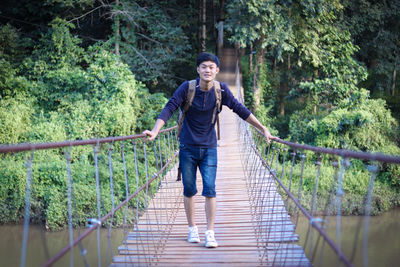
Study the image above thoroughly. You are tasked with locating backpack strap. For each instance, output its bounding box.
[177,80,197,138]
[211,81,222,124]
[184,80,197,112]
[212,81,222,140]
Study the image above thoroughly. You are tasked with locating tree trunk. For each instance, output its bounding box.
[313,68,319,113]
[279,54,292,115]
[279,60,288,115]
[212,0,216,44]
[212,0,216,35]
[216,0,224,56]
[219,0,224,20]
[391,66,397,96]
[114,0,120,55]
[236,42,241,75]
[370,58,378,69]
[198,0,201,53]
[201,0,206,52]
[249,43,253,74]
[253,46,265,110]
[252,69,257,113]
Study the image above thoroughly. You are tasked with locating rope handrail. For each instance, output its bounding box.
[0,126,177,153]
[265,135,400,164]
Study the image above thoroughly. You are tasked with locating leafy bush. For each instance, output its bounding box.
[0,156,26,223]
[278,157,397,215]
[0,18,172,229]
[0,96,34,144]
[314,90,398,151]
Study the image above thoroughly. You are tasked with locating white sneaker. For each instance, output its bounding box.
[187,226,200,243]
[205,230,218,248]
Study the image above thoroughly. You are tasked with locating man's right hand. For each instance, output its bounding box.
[142,119,165,141]
[142,130,158,141]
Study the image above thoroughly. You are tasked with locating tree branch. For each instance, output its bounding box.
[135,32,162,45]
[67,5,107,23]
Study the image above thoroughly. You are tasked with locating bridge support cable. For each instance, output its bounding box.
[106,144,117,265]
[20,151,34,267]
[93,144,103,267]
[65,149,74,267]
[363,165,378,267]
[232,53,399,266]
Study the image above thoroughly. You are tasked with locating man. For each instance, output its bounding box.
[143,52,274,248]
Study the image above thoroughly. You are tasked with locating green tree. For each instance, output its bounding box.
[292,29,368,110]
[342,0,400,96]
[113,0,192,92]
[0,24,32,98]
[226,0,295,111]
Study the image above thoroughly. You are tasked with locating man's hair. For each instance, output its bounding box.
[197,52,220,68]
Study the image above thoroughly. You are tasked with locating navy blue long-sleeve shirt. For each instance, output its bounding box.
[158,78,251,148]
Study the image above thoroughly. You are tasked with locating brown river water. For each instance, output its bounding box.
[0,208,399,266]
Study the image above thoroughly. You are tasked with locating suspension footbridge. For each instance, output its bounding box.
[0,49,399,267]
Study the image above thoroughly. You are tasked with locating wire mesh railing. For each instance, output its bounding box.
[234,55,400,267]
[0,126,180,266]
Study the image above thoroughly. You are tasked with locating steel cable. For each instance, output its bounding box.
[20,151,34,267]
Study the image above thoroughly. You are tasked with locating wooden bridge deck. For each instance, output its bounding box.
[111,49,311,266]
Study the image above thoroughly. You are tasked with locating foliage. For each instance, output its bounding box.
[229,0,400,214]
[0,17,169,228]
[293,29,368,107]
[239,56,254,108]
[0,25,32,98]
[288,89,399,151]
[44,0,96,9]
[0,0,399,229]
[115,0,192,91]
[342,0,400,94]
[275,151,398,215]
[287,89,400,198]
[253,64,278,135]
[0,156,26,223]
[33,18,84,68]
[0,96,34,144]
[315,90,398,150]
[226,0,295,57]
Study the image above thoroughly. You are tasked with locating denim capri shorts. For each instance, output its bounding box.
[179,144,217,198]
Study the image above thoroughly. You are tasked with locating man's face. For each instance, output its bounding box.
[197,61,219,83]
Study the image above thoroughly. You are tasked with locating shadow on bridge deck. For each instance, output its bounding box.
[111,49,311,266]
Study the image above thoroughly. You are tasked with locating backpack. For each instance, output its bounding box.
[176,79,222,140]
[176,79,222,181]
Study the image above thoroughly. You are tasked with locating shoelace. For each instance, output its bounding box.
[206,232,215,241]
[190,228,199,238]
